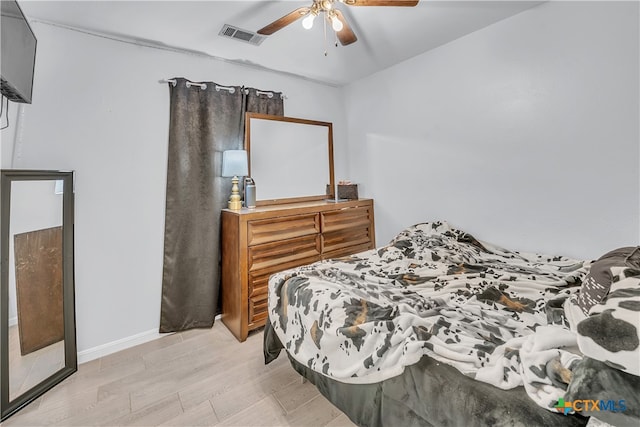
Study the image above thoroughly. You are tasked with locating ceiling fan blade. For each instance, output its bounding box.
[334,10,357,46]
[342,0,419,6]
[257,7,310,35]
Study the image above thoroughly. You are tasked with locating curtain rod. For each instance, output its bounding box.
[161,79,287,99]
[161,78,233,93]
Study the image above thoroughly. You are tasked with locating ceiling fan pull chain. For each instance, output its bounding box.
[323,13,328,56]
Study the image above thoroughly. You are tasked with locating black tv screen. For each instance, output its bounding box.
[1,0,37,104]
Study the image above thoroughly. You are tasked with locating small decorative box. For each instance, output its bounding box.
[326,184,359,200]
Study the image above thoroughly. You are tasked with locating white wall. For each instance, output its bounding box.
[0,22,348,359]
[1,96,22,168]
[345,1,639,259]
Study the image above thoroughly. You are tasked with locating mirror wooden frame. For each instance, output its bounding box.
[0,170,77,421]
[244,112,335,206]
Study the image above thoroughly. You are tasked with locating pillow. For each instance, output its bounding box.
[576,268,640,376]
[576,247,639,315]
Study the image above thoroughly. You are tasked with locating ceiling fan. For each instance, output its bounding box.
[257,0,419,47]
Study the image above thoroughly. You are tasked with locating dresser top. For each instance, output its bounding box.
[221,198,373,218]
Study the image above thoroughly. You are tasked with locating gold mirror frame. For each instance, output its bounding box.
[245,113,335,206]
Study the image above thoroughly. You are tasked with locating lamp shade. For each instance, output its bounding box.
[222,150,248,177]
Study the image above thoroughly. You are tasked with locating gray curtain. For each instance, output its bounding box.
[160,78,283,333]
[244,88,285,116]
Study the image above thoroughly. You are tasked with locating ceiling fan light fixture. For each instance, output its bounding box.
[302,12,316,29]
[257,0,419,49]
[330,14,343,32]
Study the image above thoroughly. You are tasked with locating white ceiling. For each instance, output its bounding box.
[19,0,543,86]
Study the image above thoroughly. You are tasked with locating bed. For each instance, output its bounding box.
[263,221,640,426]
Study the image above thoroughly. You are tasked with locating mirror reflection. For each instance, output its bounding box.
[8,180,64,401]
[1,170,76,422]
[245,113,335,204]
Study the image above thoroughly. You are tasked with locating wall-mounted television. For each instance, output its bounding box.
[1,0,37,104]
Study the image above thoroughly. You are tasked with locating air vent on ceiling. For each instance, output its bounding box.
[219,24,266,46]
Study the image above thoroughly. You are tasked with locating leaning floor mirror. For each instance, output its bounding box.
[0,170,77,421]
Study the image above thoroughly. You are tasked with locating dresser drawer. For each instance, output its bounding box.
[323,242,374,260]
[248,293,268,327]
[249,254,321,300]
[248,213,320,246]
[322,226,373,258]
[248,234,321,273]
[321,206,372,233]
[248,272,270,298]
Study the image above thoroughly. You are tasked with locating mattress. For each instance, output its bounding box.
[264,320,588,427]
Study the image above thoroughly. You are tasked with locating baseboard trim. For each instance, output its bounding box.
[77,328,163,364]
[76,314,222,364]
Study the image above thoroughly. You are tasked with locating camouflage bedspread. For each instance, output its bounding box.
[268,221,592,410]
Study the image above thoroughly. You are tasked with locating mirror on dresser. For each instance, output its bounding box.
[244,113,335,205]
[0,170,77,421]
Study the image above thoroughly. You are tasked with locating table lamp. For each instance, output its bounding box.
[222,150,248,210]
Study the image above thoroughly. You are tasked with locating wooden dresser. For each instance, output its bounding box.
[221,198,375,341]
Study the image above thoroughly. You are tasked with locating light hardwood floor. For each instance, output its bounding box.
[1,322,356,427]
[8,324,65,401]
